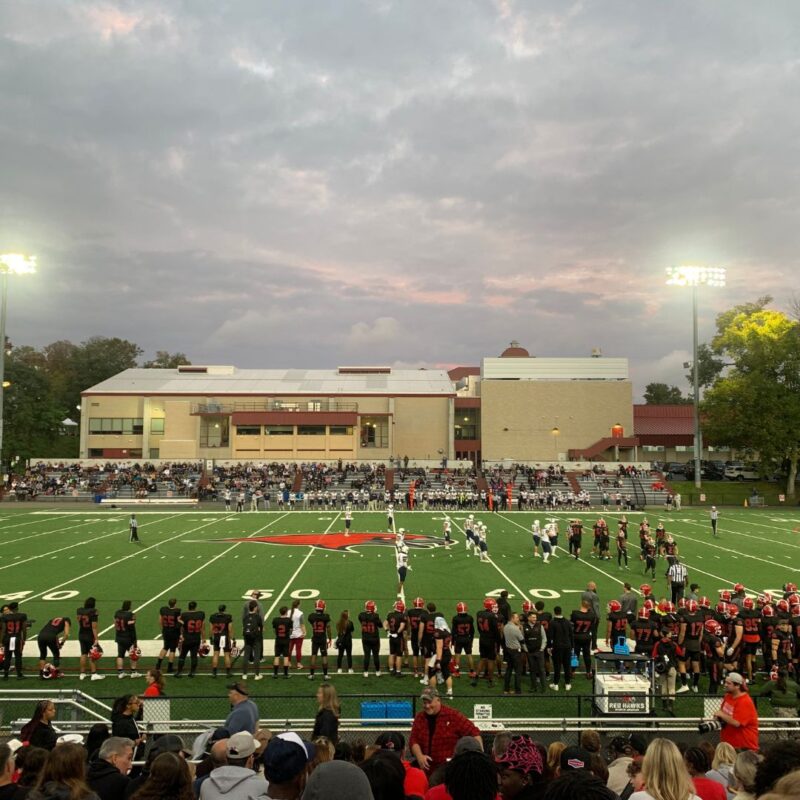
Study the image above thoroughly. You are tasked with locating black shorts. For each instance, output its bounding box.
[345,519,351,529]
[742,641,760,656]
[454,639,473,655]
[389,636,403,656]
[311,638,328,657]
[79,636,94,656]
[572,536,582,548]
[162,630,180,651]
[274,639,290,658]
[421,637,435,659]
[116,641,133,658]
[479,640,496,660]
[212,634,232,653]
[38,636,59,660]
[410,636,421,656]
[682,643,701,660]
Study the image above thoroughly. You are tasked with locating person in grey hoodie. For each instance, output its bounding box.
[199,732,268,800]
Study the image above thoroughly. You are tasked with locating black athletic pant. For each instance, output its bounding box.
[362,640,380,672]
[337,642,353,670]
[574,637,592,673]
[177,639,199,675]
[551,647,572,685]
[526,651,546,690]
[3,638,23,678]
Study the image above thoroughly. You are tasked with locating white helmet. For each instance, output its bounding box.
[398,528,405,535]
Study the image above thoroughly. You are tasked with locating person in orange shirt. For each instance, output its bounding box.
[714,672,759,751]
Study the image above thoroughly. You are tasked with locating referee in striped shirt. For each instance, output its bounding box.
[667,559,689,605]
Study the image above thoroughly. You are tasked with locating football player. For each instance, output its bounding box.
[156,598,181,673]
[386,503,395,532]
[272,606,292,678]
[344,504,353,537]
[428,617,454,698]
[359,600,382,677]
[605,600,629,653]
[738,597,762,681]
[465,515,476,552]
[571,600,596,678]
[442,517,452,548]
[384,600,407,677]
[451,601,475,678]
[643,536,657,579]
[209,604,234,679]
[1,602,28,681]
[308,599,332,680]
[396,540,410,596]
[631,608,657,656]
[530,519,542,558]
[477,524,489,562]
[677,599,704,692]
[702,619,725,694]
[37,614,70,676]
[241,600,263,680]
[76,597,103,681]
[471,599,500,688]
[407,597,427,677]
[616,525,628,569]
[569,519,583,560]
[175,600,205,679]
[113,600,139,679]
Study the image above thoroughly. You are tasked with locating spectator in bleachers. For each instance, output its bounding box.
[754,741,800,799]
[629,738,700,800]
[303,760,373,800]
[543,769,616,800]
[730,751,760,800]
[444,750,497,800]
[29,742,101,800]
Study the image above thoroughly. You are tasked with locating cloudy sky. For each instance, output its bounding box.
[1,1,798,399]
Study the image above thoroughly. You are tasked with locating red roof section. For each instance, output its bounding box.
[448,366,480,381]
[633,404,694,435]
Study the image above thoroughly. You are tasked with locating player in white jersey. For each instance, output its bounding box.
[478,525,489,561]
[443,517,452,548]
[344,504,353,536]
[546,518,560,558]
[396,542,410,595]
[531,519,542,557]
[396,527,405,546]
[465,515,475,551]
[387,503,395,531]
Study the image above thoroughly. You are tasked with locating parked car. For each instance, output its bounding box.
[684,463,725,481]
[664,462,687,479]
[724,464,760,481]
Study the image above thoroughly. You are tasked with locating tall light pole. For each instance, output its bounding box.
[0,254,37,470]
[665,265,726,490]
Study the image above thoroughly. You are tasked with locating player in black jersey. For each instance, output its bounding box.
[37,615,70,676]
[677,599,704,693]
[272,607,292,678]
[451,602,476,678]
[702,619,725,694]
[308,600,332,680]
[155,598,181,673]
[114,600,139,678]
[407,597,427,678]
[1,603,28,681]
[616,529,628,569]
[77,597,103,681]
[384,601,407,677]
[472,599,500,688]
[209,604,234,678]
[241,600,263,680]
[419,603,439,665]
[630,608,657,656]
[175,601,205,678]
[569,520,583,560]
[358,601,382,677]
[605,600,629,653]
[771,617,794,671]
[571,601,596,678]
[643,537,657,579]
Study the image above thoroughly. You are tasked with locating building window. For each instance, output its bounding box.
[642,445,665,452]
[235,425,261,436]
[88,418,144,435]
[307,401,322,411]
[675,445,695,453]
[149,449,160,459]
[298,425,326,436]
[329,426,353,436]
[265,425,294,436]
[360,417,389,448]
[151,418,165,435]
[200,417,229,448]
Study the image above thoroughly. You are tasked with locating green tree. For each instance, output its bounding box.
[643,383,691,405]
[142,350,191,368]
[701,306,800,498]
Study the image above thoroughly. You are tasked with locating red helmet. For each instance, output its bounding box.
[742,597,755,610]
[720,590,732,603]
[637,608,650,620]
[484,598,495,610]
[365,600,377,613]
[40,663,58,680]
[607,600,622,614]
[230,643,241,659]
[128,646,142,662]
[643,599,656,612]
[699,596,711,608]
[658,600,671,614]
[89,643,103,662]
[785,582,798,593]
[413,597,425,609]
[394,600,406,613]
[457,602,468,614]
[727,605,739,618]
[762,604,775,618]
[677,598,687,610]
[787,593,800,606]
[777,599,790,613]
[762,591,774,605]
[198,642,211,657]
[704,619,722,636]
[791,604,800,617]
[686,599,698,613]
[640,584,652,596]
[734,583,745,593]
[315,599,326,611]
[521,600,533,614]
[716,601,729,616]
[664,601,675,613]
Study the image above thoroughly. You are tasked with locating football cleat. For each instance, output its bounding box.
[607,600,622,613]
[521,600,533,614]
[483,598,495,610]
[89,643,103,662]
[413,597,425,609]
[315,599,327,611]
[198,642,211,657]
[742,597,755,610]
[128,646,142,662]
[394,600,406,613]
[699,596,711,608]
[704,619,722,636]
[365,600,377,613]
[761,604,775,618]
[640,584,652,596]
[457,602,468,614]
[686,599,698,613]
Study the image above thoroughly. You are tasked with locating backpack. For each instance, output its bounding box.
[243,612,260,638]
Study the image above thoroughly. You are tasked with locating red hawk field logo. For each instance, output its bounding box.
[214,532,442,552]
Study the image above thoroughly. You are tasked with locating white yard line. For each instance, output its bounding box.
[676,519,800,563]
[0,519,111,548]
[98,512,291,635]
[261,513,341,621]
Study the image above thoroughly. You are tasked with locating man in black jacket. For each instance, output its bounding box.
[87,737,133,800]
[547,606,574,692]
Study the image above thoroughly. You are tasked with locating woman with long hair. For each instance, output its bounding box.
[111,695,145,760]
[289,599,305,669]
[707,743,736,798]
[129,752,193,800]
[335,610,354,673]
[312,682,341,744]
[84,725,110,763]
[142,669,165,698]
[28,742,100,800]
[20,701,58,751]
[14,746,49,793]
[630,739,701,800]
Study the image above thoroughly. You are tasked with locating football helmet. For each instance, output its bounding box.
[397,528,405,536]
[640,584,652,596]
[637,608,650,620]
[315,599,327,611]
[607,600,622,613]
[686,599,698,613]
[521,600,533,614]
[727,605,739,618]
[762,604,775,618]
[742,597,755,610]
[657,600,671,614]
[128,646,142,662]
[643,599,656,612]
[787,593,800,606]
[89,643,103,661]
[699,596,711,608]
[785,582,798,593]
[734,583,745,593]
[230,641,240,659]
[777,599,790,614]
[704,619,722,636]
[365,600,377,613]
[413,597,425,609]
[664,601,675,614]
[198,642,211,657]
[677,598,687,610]
[791,604,800,617]
[483,598,495,610]
[394,600,406,613]
[457,602,468,614]
[40,663,58,680]
[720,590,732,603]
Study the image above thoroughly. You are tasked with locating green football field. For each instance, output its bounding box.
[0,505,798,719]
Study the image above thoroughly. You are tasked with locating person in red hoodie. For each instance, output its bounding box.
[684,748,727,800]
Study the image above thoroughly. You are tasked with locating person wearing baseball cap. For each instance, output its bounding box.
[714,672,759,751]
[409,687,481,775]
[199,731,267,800]
[223,683,258,735]
[262,733,316,798]
[559,745,593,773]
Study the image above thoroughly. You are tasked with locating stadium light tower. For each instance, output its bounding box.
[0,254,37,470]
[665,265,726,490]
